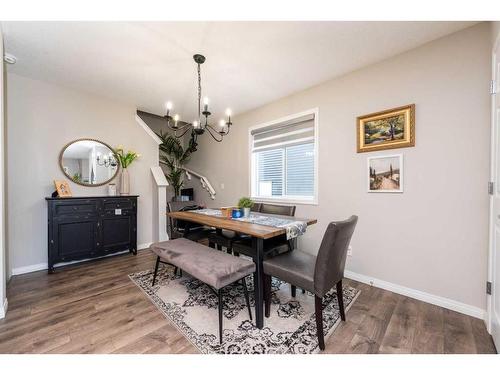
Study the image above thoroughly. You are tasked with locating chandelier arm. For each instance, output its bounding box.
[175,125,194,139]
[167,121,191,133]
[205,125,224,142]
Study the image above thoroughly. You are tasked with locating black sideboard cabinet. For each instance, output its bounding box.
[46,196,138,273]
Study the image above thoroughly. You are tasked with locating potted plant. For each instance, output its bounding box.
[156,131,198,200]
[238,197,254,218]
[114,146,141,195]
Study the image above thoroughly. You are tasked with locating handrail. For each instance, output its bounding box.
[182,167,216,200]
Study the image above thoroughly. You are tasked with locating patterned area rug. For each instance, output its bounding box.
[129,266,360,354]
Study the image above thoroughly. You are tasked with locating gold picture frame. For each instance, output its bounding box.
[54,180,73,198]
[357,104,415,153]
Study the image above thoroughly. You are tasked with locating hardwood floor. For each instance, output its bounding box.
[0,250,496,354]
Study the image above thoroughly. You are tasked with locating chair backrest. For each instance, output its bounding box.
[166,201,203,235]
[259,203,296,217]
[314,215,358,297]
[251,202,262,212]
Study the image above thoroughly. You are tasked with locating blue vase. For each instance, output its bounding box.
[232,208,243,218]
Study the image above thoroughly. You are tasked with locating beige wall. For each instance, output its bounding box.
[6,73,158,272]
[188,23,491,310]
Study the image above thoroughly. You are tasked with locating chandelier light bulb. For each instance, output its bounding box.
[174,114,179,122]
[225,108,232,117]
[203,97,209,105]
[165,101,173,111]
[219,119,225,128]
[193,120,199,128]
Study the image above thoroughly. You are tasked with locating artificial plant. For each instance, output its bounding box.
[156,131,198,197]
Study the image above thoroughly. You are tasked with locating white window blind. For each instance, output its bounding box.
[251,112,317,203]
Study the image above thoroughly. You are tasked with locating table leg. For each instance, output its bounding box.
[252,237,264,329]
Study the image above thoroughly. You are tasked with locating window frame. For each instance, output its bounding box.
[248,108,319,206]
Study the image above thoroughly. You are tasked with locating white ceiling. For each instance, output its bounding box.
[2,21,476,121]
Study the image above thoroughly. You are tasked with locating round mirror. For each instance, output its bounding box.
[59,139,120,186]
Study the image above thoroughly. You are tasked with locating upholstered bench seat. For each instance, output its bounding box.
[150,238,255,290]
[150,238,255,344]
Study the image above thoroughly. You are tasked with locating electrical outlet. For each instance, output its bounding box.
[347,246,353,256]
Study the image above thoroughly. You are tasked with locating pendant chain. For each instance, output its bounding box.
[197,63,202,119]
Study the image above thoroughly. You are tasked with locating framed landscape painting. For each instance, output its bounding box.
[357,104,415,153]
[367,154,403,193]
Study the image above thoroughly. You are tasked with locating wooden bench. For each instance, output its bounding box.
[150,238,255,344]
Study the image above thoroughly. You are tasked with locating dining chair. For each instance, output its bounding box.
[167,201,214,242]
[231,203,297,259]
[207,203,262,254]
[262,215,358,350]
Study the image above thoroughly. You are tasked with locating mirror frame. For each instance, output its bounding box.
[59,138,121,187]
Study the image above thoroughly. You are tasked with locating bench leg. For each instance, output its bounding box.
[291,285,297,298]
[218,290,223,344]
[216,244,222,251]
[209,241,215,248]
[152,256,160,286]
[242,278,252,321]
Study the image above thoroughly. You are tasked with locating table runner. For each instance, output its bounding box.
[193,208,307,239]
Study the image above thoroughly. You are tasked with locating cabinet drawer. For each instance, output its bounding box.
[55,201,98,215]
[103,199,134,210]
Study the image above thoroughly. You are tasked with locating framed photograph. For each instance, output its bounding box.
[357,104,415,153]
[54,180,73,197]
[367,154,403,193]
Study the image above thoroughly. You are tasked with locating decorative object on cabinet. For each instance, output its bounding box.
[53,180,72,197]
[108,183,117,196]
[357,104,415,153]
[59,138,120,186]
[368,154,403,193]
[114,146,141,195]
[46,195,138,273]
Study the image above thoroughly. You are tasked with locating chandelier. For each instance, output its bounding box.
[163,54,232,142]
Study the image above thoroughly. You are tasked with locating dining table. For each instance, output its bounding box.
[167,209,317,329]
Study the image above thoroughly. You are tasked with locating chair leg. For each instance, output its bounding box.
[216,244,222,251]
[302,289,306,294]
[264,274,272,318]
[336,280,346,321]
[227,245,233,255]
[218,290,223,344]
[152,256,160,286]
[242,278,252,321]
[315,295,325,351]
[209,241,215,248]
[291,285,296,298]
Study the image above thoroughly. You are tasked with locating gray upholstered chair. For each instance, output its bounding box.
[207,203,262,254]
[232,203,297,258]
[167,201,214,242]
[263,215,358,351]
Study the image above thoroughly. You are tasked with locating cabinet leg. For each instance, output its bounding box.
[48,265,55,274]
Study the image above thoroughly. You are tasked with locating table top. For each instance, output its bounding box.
[167,210,317,239]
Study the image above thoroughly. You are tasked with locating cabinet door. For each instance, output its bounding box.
[100,214,134,253]
[53,217,99,261]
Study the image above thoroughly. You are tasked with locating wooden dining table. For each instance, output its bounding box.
[167,209,317,329]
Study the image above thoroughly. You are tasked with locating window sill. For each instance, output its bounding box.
[251,196,318,206]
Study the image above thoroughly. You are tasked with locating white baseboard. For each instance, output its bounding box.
[11,263,47,276]
[344,270,486,320]
[12,243,153,276]
[0,298,7,319]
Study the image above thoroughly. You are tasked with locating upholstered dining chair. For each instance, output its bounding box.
[167,201,214,242]
[262,215,358,351]
[207,203,262,254]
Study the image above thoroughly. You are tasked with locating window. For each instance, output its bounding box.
[250,109,318,204]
